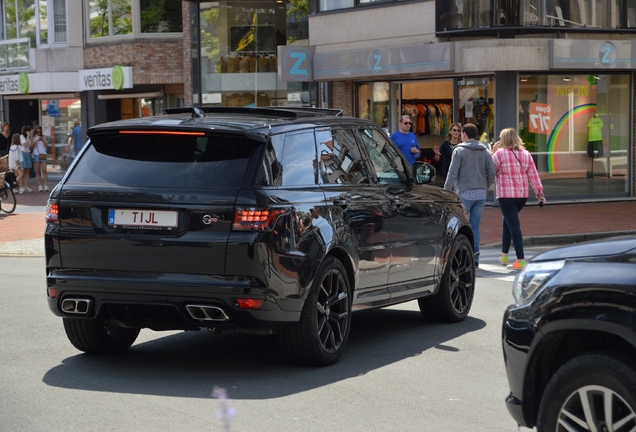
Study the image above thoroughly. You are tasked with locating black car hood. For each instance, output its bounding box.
[532,235,636,262]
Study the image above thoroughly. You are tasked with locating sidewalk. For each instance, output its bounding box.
[2,176,636,256]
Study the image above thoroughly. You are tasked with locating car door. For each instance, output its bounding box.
[316,127,392,308]
[356,127,444,302]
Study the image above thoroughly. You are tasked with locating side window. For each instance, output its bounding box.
[357,128,409,185]
[316,128,369,185]
[256,135,285,186]
[280,131,318,186]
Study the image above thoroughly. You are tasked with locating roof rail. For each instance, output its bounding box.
[267,107,343,117]
[163,106,344,119]
[163,107,205,118]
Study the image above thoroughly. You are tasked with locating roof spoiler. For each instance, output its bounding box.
[163,106,343,119]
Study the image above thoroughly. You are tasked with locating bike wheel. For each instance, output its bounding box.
[0,182,16,213]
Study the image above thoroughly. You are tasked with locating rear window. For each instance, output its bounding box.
[67,132,260,189]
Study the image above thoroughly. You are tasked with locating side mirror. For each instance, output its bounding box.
[413,162,436,184]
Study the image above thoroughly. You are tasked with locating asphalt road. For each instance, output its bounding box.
[0,248,544,432]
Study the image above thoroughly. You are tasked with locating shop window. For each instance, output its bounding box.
[457,76,495,143]
[518,74,630,198]
[40,98,81,167]
[358,82,389,129]
[198,2,288,107]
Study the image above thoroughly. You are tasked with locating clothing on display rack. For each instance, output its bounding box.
[401,101,452,136]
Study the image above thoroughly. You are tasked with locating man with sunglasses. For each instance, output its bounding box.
[390,115,420,166]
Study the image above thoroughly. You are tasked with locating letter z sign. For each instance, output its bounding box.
[283,48,313,81]
[529,102,551,135]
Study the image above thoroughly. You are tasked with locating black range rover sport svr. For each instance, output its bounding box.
[45,106,475,366]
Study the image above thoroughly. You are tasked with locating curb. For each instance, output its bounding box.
[482,230,636,249]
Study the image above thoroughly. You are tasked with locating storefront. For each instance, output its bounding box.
[289,38,634,202]
[1,72,82,170]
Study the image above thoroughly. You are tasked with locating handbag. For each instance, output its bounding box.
[38,152,47,161]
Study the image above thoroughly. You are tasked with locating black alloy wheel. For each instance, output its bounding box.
[63,318,141,354]
[279,256,351,366]
[537,352,636,432]
[418,234,475,322]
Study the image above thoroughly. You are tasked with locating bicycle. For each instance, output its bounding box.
[0,171,17,213]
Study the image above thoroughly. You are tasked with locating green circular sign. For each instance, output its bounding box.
[18,73,29,94]
[112,66,124,90]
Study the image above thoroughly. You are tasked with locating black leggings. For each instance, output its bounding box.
[499,198,527,260]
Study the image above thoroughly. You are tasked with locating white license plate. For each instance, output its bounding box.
[108,209,178,229]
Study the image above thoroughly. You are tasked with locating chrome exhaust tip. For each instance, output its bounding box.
[186,305,230,322]
[61,298,91,315]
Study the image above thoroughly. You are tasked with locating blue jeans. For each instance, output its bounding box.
[461,198,485,259]
[499,198,527,260]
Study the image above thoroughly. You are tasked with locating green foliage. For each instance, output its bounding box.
[287,0,308,20]
[89,0,109,37]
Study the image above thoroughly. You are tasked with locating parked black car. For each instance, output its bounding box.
[502,235,636,430]
[45,106,475,366]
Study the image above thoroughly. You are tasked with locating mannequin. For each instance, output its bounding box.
[587,111,604,177]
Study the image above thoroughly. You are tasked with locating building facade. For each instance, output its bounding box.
[0,0,188,165]
[301,0,636,203]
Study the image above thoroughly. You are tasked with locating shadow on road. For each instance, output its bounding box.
[42,307,485,399]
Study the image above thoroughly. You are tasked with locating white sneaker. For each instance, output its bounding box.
[44,185,49,192]
[38,185,43,192]
[24,187,33,193]
[18,188,24,194]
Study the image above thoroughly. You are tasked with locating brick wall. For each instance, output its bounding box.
[331,81,354,117]
[83,38,185,86]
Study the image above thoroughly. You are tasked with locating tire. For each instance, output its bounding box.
[63,318,140,354]
[537,352,636,432]
[279,257,352,366]
[0,181,16,213]
[418,233,475,323]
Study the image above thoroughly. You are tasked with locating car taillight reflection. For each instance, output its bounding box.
[233,208,284,231]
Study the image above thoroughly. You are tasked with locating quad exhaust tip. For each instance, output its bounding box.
[61,298,91,315]
[186,305,230,322]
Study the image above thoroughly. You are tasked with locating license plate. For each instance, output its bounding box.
[108,209,178,229]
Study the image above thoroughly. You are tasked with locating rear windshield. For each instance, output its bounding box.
[67,132,260,189]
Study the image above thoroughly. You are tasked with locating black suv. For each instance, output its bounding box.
[45,107,475,366]
[502,235,636,430]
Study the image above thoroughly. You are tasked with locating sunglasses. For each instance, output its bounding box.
[403,122,412,125]
[451,129,460,132]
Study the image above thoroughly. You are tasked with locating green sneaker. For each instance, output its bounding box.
[499,255,509,265]
[507,259,527,270]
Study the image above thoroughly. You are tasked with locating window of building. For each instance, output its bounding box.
[2,0,67,47]
[314,0,407,13]
[437,0,636,31]
[88,0,182,39]
[518,74,631,199]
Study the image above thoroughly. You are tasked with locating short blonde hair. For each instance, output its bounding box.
[499,128,525,151]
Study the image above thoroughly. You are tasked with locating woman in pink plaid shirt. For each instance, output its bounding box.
[492,128,547,270]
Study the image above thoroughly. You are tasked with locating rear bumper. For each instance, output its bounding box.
[47,271,303,330]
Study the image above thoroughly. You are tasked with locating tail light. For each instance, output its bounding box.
[46,202,59,222]
[236,298,265,309]
[233,208,284,231]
